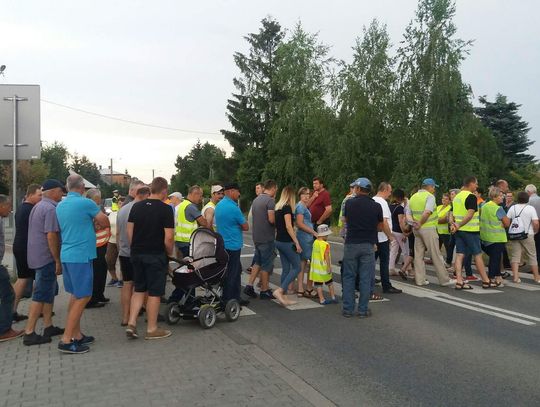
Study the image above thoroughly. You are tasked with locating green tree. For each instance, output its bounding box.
[332,20,397,189]
[41,141,70,181]
[221,17,285,199]
[170,140,231,193]
[70,154,102,186]
[475,94,535,170]
[393,0,499,191]
[264,23,335,187]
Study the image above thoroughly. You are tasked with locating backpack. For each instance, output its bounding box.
[508,205,530,241]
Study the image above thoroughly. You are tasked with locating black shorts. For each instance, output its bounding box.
[314,279,333,287]
[13,247,35,279]
[119,256,134,282]
[131,253,167,297]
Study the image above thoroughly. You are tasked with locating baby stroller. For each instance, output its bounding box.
[165,227,241,329]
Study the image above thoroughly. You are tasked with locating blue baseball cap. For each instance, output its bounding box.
[422,178,439,188]
[353,177,372,189]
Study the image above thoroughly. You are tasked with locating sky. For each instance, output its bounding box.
[1,0,538,183]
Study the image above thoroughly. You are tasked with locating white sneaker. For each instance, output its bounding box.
[441,279,457,287]
[416,280,430,286]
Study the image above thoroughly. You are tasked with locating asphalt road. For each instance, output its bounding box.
[217,233,540,407]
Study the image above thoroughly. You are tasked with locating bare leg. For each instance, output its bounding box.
[260,271,270,292]
[297,260,306,292]
[248,265,260,286]
[24,301,44,334]
[272,287,296,306]
[454,253,465,285]
[12,278,29,313]
[316,286,325,303]
[61,296,91,344]
[474,254,489,283]
[328,283,336,299]
[511,262,520,282]
[121,282,133,324]
[42,303,54,328]
[128,291,146,327]
[531,265,540,282]
[145,295,161,332]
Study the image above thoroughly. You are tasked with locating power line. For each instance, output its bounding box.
[41,99,221,136]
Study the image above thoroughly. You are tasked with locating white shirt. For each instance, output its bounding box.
[508,204,538,235]
[373,196,392,243]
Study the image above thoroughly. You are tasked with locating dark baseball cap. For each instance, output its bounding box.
[42,179,67,192]
[223,183,241,192]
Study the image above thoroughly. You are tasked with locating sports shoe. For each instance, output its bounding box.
[441,279,457,287]
[243,285,258,298]
[12,312,28,322]
[358,309,373,318]
[43,325,65,338]
[383,287,402,294]
[58,340,90,354]
[75,334,95,345]
[0,329,24,342]
[465,275,479,282]
[126,324,138,339]
[259,290,275,300]
[145,328,172,340]
[23,332,52,346]
[416,280,430,286]
[107,279,119,287]
[115,280,124,288]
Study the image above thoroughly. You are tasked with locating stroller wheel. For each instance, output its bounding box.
[165,303,181,325]
[225,299,241,322]
[198,305,217,329]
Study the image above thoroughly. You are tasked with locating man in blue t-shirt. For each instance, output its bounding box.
[342,178,383,319]
[56,174,109,354]
[215,183,249,305]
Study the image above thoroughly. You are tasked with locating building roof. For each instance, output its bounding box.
[99,168,127,176]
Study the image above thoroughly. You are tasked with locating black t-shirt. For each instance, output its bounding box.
[13,202,34,252]
[128,199,174,255]
[275,204,294,242]
[389,203,404,233]
[344,195,383,244]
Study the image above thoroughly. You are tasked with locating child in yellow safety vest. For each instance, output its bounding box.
[309,224,338,305]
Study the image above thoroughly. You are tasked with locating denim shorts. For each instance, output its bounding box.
[454,231,482,256]
[62,262,93,299]
[253,241,276,273]
[32,262,59,304]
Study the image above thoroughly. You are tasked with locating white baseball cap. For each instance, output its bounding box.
[168,192,183,199]
[211,185,224,194]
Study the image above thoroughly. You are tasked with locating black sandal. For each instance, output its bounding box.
[455,282,473,290]
[304,289,317,298]
[398,269,408,281]
[482,280,498,289]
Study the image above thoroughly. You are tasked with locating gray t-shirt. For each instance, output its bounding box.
[529,194,540,218]
[27,197,60,269]
[117,201,135,257]
[251,193,276,244]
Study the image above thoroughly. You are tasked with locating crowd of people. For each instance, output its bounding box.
[1,172,540,351]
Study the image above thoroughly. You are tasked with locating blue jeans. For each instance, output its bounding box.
[275,240,301,291]
[342,243,375,315]
[0,265,14,334]
[223,249,242,302]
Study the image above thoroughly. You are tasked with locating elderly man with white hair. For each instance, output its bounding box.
[526,184,540,259]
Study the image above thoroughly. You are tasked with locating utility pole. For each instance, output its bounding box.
[152,169,155,179]
[110,158,113,186]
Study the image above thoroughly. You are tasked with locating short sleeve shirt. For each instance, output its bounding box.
[344,195,383,245]
[184,203,202,222]
[27,197,60,269]
[508,204,538,235]
[373,196,392,243]
[128,199,175,255]
[13,202,34,252]
[56,192,101,263]
[215,196,246,250]
[251,193,276,244]
[309,189,331,224]
[275,205,294,242]
[117,201,135,257]
[390,204,405,233]
[295,202,313,240]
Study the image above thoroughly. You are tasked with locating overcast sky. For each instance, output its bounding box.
[1,0,538,183]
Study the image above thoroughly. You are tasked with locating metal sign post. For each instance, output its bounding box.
[3,95,28,216]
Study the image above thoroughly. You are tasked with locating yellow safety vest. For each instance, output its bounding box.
[436,205,451,235]
[175,199,198,243]
[309,239,332,283]
[409,191,438,229]
[480,201,507,243]
[338,194,353,228]
[202,201,216,231]
[453,190,480,232]
[111,196,119,212]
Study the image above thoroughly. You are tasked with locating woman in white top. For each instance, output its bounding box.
[507,191,540,283]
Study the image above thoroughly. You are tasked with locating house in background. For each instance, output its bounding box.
[99,166,131,187]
